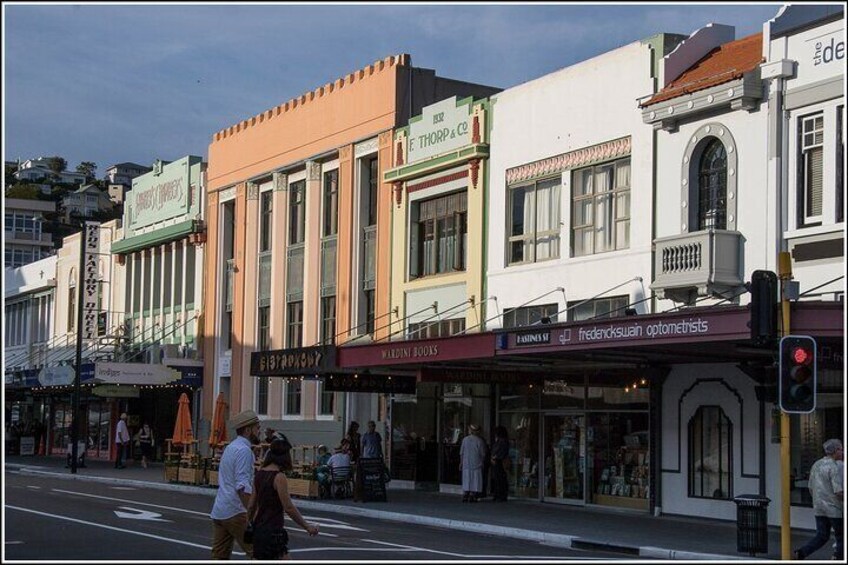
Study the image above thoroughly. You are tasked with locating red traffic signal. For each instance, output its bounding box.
[779,336,817,414]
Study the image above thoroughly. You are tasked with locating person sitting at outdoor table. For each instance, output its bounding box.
[314,445,332,496]
[327,440,351,471]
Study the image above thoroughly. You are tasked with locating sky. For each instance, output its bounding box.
[3,2,787,176]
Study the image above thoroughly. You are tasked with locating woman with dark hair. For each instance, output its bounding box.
[248,433,319,559]
[345,421,361,464]
[490,426,510,502]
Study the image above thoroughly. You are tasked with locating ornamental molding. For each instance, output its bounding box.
[273,172,288,191]
[355,137,379,157]
[506,136,631,185]
[305,161,321,181]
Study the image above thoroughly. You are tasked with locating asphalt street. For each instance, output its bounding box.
[4,471,629,561]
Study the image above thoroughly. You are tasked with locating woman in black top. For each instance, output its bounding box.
[248,433,319,559]
[137,423,154,469]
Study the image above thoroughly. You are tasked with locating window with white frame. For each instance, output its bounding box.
[799,112,824,226]
[571,158,630,256]
[284,380,302,416]
[508,178,561,264]
[502,303,558,328]
[316,381,335,418]
[408,317,466,339]
[567,295,629,321]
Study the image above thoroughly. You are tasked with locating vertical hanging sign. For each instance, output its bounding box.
[81,221,101,339]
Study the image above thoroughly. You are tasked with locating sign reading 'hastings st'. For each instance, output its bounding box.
[251,346,337,377]
[406,97,473,165]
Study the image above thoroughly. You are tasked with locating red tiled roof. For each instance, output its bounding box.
[642,32,763,107]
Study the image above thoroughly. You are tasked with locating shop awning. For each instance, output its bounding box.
[92,362,180,385]
[111,219,200,255]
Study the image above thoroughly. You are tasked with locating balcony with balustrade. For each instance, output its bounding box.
[651,229,745,305]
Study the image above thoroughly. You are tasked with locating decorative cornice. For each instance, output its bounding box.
[247,181,259,200]
[506,136,631,185]
[407,170,468,194]
[355,137,379,157]
[213,54,411,143]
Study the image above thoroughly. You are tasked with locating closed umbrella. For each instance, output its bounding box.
[209,392,228,450]
[172,392,194,451]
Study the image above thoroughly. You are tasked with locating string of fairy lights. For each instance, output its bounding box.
[30,382,198,393]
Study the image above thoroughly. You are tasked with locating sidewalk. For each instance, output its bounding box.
[4,454,833,561]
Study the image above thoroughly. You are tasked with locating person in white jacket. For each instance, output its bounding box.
[114,413,130,469]
[459,424,488,502]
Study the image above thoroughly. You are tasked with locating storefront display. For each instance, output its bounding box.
[588,412,649,510]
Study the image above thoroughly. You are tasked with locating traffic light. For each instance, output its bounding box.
[779,335,817,413]
[749,270,778,346]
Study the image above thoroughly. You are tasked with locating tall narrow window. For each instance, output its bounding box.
[68,273,77,333]
[697,140,727,230]
[366,157,378,227]
[289,180,306,245]
[256,305,270,416]
[799,113,824,226]
[287,301,303,348]
[285,380,302,416]
[317,382,335,417]
[689,406,732,500]
[364,290,375,335]
[321,296,336,344]
[323,170,339,237]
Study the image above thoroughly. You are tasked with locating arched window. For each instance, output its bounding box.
[688,406,732,499]
[697,139,727,230]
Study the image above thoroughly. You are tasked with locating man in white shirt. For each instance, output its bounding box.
[114,413,130,469]
[794,439,844,560]
[210,409,260,560]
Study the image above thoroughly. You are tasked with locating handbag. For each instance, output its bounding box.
[243,521,255,544]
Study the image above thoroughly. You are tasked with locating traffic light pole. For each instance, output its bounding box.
[778,251,792,560]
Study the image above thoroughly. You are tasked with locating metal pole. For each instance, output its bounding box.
[778,251,792,560]
[71,223,86,474]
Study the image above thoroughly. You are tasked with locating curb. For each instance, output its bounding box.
[7,464,755,560]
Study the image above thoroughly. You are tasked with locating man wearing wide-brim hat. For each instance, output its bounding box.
[210,409,260,559]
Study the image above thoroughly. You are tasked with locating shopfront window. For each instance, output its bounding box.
[544,414,585,501]
[390,382,438,483]
[440,384,491,485]
[790,390,843,506]
[688,406,732,500]
[498,383,539,412]
[588,412,650,509]
[499,411,539,499]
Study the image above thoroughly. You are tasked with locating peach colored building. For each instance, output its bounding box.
[203,54,498,445]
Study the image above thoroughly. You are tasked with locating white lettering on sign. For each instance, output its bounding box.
[81,222,101,339]
[574,318,710,343]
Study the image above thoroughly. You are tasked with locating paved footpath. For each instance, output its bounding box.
[4,455,833,561]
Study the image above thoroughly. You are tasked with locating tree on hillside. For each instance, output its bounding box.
[5,184,44,200]
[46,156,67,174]
[77,161,97,181]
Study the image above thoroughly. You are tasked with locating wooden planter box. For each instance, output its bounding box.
[164,464,180,483]
[287,478,319,499]
[178,465,206,485]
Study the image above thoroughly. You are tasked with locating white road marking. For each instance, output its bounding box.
[359,538,580,559]
[50,488,349,536]
[113,506,172,522]
[26,486,41,490]
[109,487,137,491]
[290,546,416,553]
[5,541,24,545]
[4,505,244,555]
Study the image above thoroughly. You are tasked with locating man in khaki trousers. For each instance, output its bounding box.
[209,410,260,559]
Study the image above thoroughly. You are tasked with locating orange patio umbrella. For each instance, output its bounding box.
[209,392,228,449]
[172,392,194,450]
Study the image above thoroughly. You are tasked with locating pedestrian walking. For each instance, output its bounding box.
[490,425,510,502]
[248,432,319,559]
[114,413,130,469]
[345,421,361,464]
[459,424,488,502]
[210,410,261,560]
[361,420,383,459]
[135,422,155,469]
[794,438,843,560]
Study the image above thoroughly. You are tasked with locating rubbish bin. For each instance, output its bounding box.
[733,494,770,556]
